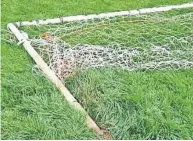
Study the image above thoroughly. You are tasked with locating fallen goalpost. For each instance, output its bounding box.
[7,3,193,138]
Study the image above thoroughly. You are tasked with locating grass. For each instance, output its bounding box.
[66,69,193,139]
[1,43,98,139]
[60,9,192,139]
[1,0,193,140]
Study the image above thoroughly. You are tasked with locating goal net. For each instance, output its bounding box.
[17,8,193,79]
[3,4,193,139]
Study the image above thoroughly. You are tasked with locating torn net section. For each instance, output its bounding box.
[21,10,193,79]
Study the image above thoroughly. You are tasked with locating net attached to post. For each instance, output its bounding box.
[19,9,193,79]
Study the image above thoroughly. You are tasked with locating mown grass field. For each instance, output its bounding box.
[1,0,193,139]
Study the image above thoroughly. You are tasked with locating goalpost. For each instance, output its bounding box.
[7,3,193,138]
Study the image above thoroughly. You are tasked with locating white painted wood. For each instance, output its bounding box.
[14,2,193,27]
[7,3,193,138]
[7,23,104,136]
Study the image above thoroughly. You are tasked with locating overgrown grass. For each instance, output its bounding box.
[60,10,193,139]
[1,0,193,140]
[66,69,193,139]
[1,43,98,139]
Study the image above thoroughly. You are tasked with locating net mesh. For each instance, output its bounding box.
[8,9,193,79]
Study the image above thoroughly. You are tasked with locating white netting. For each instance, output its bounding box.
[6,9,193,79]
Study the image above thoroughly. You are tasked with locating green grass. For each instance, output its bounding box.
[1,0,193,140]
[66,69,193,139]
[1,43,98,139]
[61,9,193,139]
[22,8,193,47]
